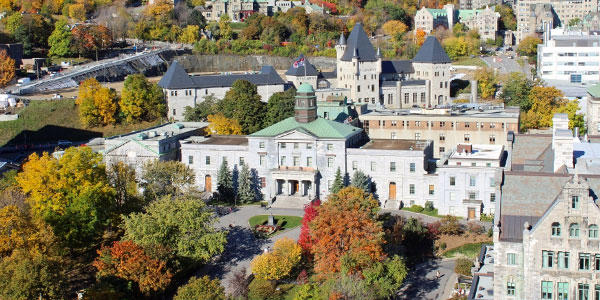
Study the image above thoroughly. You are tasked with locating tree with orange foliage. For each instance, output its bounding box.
[94,240,173,295]
[310,187,385,276]
[71,24,112,60]
[415,29,426,46]
[0,49,15,88]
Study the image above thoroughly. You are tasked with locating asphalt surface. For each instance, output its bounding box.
[398,259,458,300]
[482,54,532,78]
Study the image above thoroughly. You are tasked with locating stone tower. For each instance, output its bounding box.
[295,83,317,123]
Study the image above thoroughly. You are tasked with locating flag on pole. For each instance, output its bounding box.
[293,56,305,68]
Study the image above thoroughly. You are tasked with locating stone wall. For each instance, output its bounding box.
[172,54,337,73]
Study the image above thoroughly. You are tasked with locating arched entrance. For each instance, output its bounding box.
[438,95,443,105]
[389,182,396,200]
[204,175,212,192]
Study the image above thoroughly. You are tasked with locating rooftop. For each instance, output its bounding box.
[468,245,494,300]
[574,141,600,174]
[412,36,451,64]
[183,135,249,146]
[509,134,554,172]
[361,106,519,119]
[341,23,378,62]
[285,54,319,77]
[449,144,504,161]
[107,122,208,142]
[359,139,429,151]
[381,60,414,74]
[251,116,362,139]
[587,83,600,98]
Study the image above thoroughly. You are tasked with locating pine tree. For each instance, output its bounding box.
[331,167,345,194]
[237,163,255,204]
[217,160,234,203]
[351,170,370,195]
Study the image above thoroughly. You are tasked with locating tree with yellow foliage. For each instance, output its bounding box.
[76,78,119,127]
[179,25,200,44]
[17,147,117,248]
[251,237,302,281]
[382,20,408,41]
[207,113,243,135]
[219,14,233,40]
[521,86,565,130]
[68,3,87,22]
[474,67,498,99]
[0,49,15,88]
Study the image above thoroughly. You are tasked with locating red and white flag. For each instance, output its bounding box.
[293,57,305,68]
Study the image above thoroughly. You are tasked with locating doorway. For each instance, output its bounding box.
[468,208,476,220]
[389,182,396,200]
[204,175,212,192]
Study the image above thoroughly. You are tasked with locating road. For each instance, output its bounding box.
[481,54,532,78]
[398,259,457,300]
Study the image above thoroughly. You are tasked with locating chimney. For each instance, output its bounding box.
[457,144,473,154]
[470,80,478,103]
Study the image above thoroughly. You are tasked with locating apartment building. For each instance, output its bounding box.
[459,0,498,10]
[359,106,520,158]
[538,29,600,83]
[515,0,597,41]
[414,5,500,41]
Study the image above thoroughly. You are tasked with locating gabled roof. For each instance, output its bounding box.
[588,83,600,98]
[250,117,362,139]
[158,61,196,89]
[381,60,414,74]
[285,54,319,77]
[341,23,378,62]
[412,36,451,64]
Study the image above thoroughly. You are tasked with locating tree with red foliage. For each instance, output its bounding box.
[93,240,173,295]
[71,24,112,60]
[298,199,321,254]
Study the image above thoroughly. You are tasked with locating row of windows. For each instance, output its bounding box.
[277,142,315,150]
[403,92,427,104]
[449,176,495,187]
[551,222,598,238]
[373,120,505,129]
[540,250,600,271]
[540,281,600,300]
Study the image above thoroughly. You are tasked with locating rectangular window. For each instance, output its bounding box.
[409,184,415,195]
[595,285,600,300]
[542,281,553,300]
[294,143,299,149]
[558,252,570,269]
[259,141,265,148]
[429,185,435,195]
[260,177,266,188]
[206,156,211,165]
[306,143,312,149]
[260,155,266,166]
[327,144,333,150]
[421,93,426,102]
[281,143,286,149]
[490,135,496,143]
[450,176,456,186]
[293,156,299,166]
[507,253,516,265]
[415,133,421,139]
[507,282,516,296]
[580,253,591,270]
[572,196,580,209]
[439,133,445,141]
[490,178,495,187]
[490,193,496,202]
[327,157,334,168]
[440,147,445,154]
[188,155,193,164]
[390,162,396,172]
[470,176,476,186]
[280,156,286,166]
[558,282,569,300]
[543,250,554,268]
[579,283,589,300]
[239,157,245,165]
[465,122,470,128]
[352,161,358,170]
[328,180,333,191]
[391,132,397,139]
[370,161,376,171]
[410,163,416,173]
[469,192,476,200]
[464,134,471,142]
[595,255,600,271]
[306,157,313,167]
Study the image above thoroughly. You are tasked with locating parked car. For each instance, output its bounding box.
[52,94,63,99]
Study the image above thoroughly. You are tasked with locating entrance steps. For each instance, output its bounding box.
[270,195,311,209]
[385,200,400,210]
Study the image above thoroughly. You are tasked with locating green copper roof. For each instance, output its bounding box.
[426,9,447,17]
[251,117,361,139]
[456,9,482,19]
[588,84,600,98]
[297,83,315,93]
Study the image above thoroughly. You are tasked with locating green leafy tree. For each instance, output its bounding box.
[218,14,232,40]
[455,258,474,276]
[501,72,534,110]
[220,80,266,134]
[120,74,166,123]
[350,170,370,195]
[237,163,255,204]
[556,99,586,134]
[174,276,226,300]
[495,4,517,31]
[363,255,408,298]
[516,36,542,57]
[188,10,207,28]
[122,196,227,262]
[183,95,220,121]
[475,67,498,99]
[48,18,72,57]
[0,250,66,300]
[568,18,581,27]
[217,159,235,202]
[141,160,196,201]
[265,87,296,126]
[331,167,345,194]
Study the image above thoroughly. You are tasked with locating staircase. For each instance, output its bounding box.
[385,200,400,210]
[270,196,311,209]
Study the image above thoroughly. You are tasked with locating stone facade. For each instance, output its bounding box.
[414,5,500,41]
[587,84,600,135]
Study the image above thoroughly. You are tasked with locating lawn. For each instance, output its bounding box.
[249,215,302,230]
[230,22,248,32]
[453,57,488,67]
[0,99,160,147]
[442,242,491,258]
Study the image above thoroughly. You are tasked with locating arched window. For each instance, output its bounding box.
[552,222,561,236]
[570,223,580,238]
[589,225,599,239]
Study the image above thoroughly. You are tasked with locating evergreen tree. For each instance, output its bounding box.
[331,167,345,194]
[237,163,255,204]
[351,170,370,195]
[217,160,234,203]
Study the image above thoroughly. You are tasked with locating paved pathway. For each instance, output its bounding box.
[398,259,457,300]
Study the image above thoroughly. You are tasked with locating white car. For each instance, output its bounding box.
[52,94,63,99]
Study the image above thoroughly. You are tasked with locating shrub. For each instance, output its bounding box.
[408,205,424,213]
[467,222,485,235]
[440,242,447,250]
[174,276,225,300]
[427,221,441,237]
[439,215,463,235]
[248,278,282,300]
[454,258,474,276]
[480,213,494,222]
[424,201,435,212]
[487,226,493,237]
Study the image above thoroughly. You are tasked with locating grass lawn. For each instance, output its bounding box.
[453,57,488,67]
[0,99,161,147]
[249,215,302,230]
[230,22,248,32]
[50,57,92,66]
[442,242,491,258]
